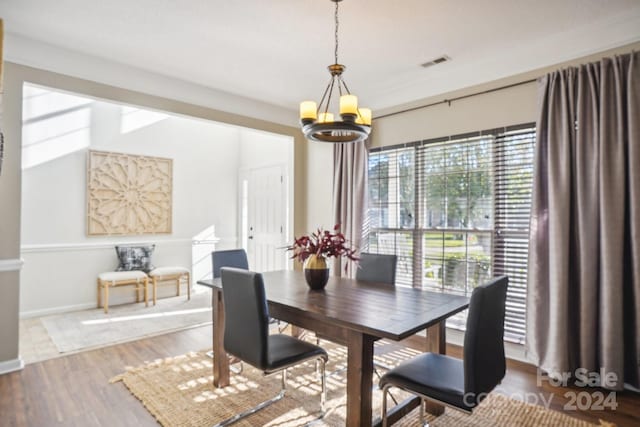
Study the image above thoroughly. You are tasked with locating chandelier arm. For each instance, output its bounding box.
[337,76,344,97]
[324,75,337,116]
[316,76,335,114]
[340,78,352,95]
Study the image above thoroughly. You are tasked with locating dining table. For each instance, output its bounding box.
[197,269,469,427]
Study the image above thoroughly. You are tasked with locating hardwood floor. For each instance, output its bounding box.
[1,325,638,426]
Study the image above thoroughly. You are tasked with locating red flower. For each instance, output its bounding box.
[285,224,359,266]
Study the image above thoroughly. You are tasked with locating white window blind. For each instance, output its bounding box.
[366,124,535,343]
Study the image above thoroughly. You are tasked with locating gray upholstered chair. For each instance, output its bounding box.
[356,252,398,285]
[379,275,509,426]
[213,267,327,427]
[207,249,251,363]
[353,253,398,392]
[211,249,249,278]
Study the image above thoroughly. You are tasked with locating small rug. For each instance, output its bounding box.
[111,342,610,426]
[41,290,212,353]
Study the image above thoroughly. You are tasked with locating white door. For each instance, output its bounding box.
[244,165,287,272]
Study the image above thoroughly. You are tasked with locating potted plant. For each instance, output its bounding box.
[286,224,359,290]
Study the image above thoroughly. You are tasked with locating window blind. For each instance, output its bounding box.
[366,124,535,343]
[492,127,535,343]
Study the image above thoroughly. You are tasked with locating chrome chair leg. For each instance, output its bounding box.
[211,374,286,427]
[382,384,390,427]
[231,362,243,374]
[282,368,287,390]
[212,359,326,427]
[319,358,326,414]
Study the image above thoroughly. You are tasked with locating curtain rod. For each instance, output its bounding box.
[375,78,538,120]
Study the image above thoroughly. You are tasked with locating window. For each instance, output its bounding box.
[365,124,535,343]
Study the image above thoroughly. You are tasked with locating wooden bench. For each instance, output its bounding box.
[147,267,191,305]
[97,271,149,313]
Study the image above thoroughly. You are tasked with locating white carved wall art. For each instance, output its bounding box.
[87,150,172,235]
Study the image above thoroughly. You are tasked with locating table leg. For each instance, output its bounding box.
[425,321,446,416]
[346,330,375,427]
[212,288,230,388]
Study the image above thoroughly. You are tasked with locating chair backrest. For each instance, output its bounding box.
[212,249,249,279]
[355,253,397,285]
[220,267,269,369]
[463,275,508,397]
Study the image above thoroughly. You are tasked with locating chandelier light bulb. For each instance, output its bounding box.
[300,101,318,120]
[339,94,358,116]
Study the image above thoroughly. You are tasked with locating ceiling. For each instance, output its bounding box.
[2,0,640,116]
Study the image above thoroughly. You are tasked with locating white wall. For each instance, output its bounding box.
[19,85,247,316]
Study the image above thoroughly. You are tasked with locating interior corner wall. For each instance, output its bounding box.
[0,62,23,366]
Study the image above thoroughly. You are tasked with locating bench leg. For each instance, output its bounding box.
[186,273,191,300]
[152,276,157,306]
[97,279,101,309]
[104,282,109,314]
[144,278,149,307]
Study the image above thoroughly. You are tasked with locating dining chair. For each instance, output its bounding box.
[208,249,251,365]
[355,252,398,285]
[212,248,286,333]
[379,275,509,426]
[214,267,328,427]
[211,249,249,278]
[352,253,398,399]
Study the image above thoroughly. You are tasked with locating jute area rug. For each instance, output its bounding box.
[111,341,610,427]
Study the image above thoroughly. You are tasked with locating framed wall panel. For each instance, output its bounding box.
[87,150,172,236]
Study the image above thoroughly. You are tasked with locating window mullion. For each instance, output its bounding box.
[412,144,422,288]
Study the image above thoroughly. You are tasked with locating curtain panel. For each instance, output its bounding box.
[332,140,368,277]
[527,51,640,390]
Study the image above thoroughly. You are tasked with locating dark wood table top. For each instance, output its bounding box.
[198,269,469,341]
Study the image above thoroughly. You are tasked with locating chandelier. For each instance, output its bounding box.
[299,0,371,143]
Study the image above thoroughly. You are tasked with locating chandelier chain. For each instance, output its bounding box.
[334,0,339,64]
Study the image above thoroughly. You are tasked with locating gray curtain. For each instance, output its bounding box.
[527,51,640,390]
[332,140,368,277]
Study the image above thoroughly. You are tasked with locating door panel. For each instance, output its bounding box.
[246,165,286,272]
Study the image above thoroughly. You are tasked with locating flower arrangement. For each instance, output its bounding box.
[286,224,359,265]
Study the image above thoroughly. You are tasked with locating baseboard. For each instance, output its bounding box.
[20,302,97,319]
[0,357,24,375]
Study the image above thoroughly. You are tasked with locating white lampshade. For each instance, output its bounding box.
[300,101,317,120]
[340,94,358,115]
[318,112,334,123]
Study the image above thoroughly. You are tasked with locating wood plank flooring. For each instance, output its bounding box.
[1,325,638,426]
